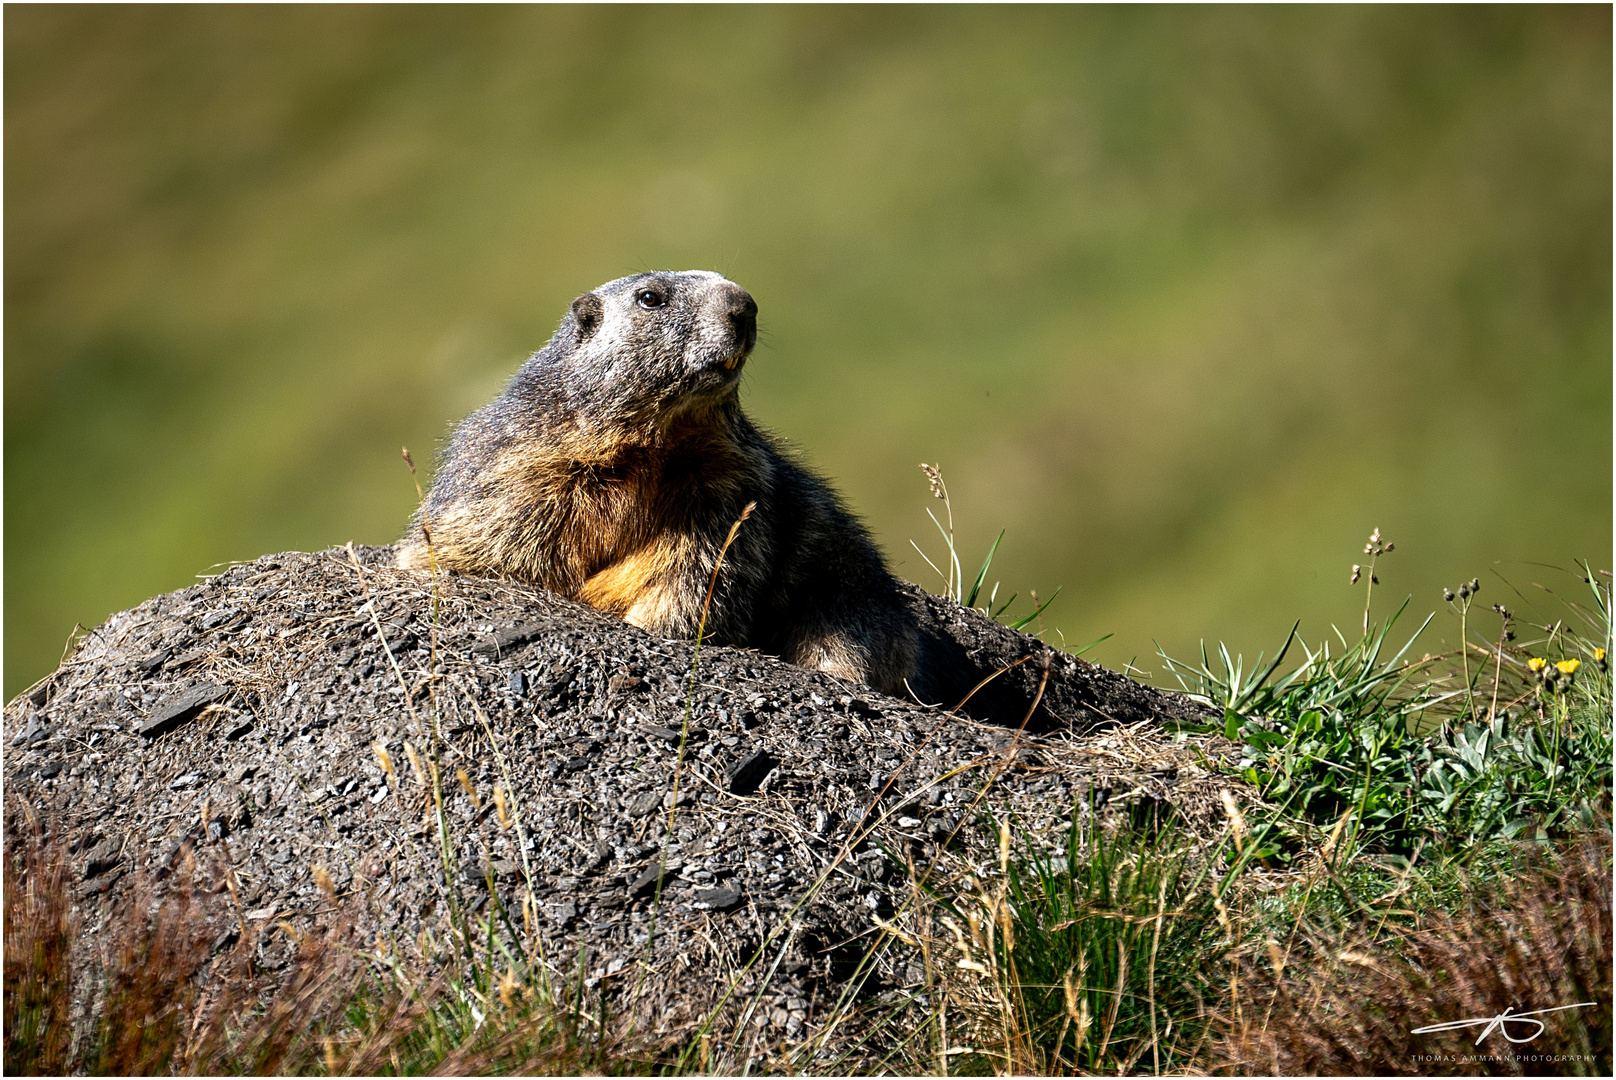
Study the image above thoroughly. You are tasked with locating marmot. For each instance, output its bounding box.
[398,270,919,695]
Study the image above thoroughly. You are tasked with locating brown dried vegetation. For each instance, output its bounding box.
[4,816,76,1075]
[2,814,654,1076]
[1221,829,1613,1076]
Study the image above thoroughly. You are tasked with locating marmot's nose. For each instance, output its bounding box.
[720,285,758,344]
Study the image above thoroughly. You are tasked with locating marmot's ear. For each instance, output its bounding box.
[571,293,604,341]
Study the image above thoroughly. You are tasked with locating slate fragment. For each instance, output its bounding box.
[695,886,742,911]
[382,621,418,652]
[608,673,646,695]
[199,607,241,630]
[82,840,121,880]
[628,866,666,899]
[20,721,55,747]
[139,682,229,739]
[644,724,704,745]
[471,621,547,658]
[166,649,210,671]
[138,648,172,674]
[626,791,663,818]
[726,750,777,796]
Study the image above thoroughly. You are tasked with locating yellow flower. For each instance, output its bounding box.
[1527,657,1547,673]
[1556,659,1581,676]
[1596,648,1607,663]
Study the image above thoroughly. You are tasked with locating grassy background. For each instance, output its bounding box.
[5,5,1610,697]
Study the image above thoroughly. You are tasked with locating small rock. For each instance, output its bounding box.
[38,760,64,780]
[628,866,666,899]
[383,629,417,653]
[695,886,742,911]
[472,622,546,659]
[608,673,646,695]
[200,607,241,630]
[138,648,172,674]
[726,750,776,796]
[626,792,663,818]
[74,870,122,900]
[82,842,120,881]
[140,683,229,739]
[643,725,692,743]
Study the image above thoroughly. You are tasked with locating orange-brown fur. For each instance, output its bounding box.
[402,418,757,631]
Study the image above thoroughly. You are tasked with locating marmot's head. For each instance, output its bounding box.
[541,270,758,428]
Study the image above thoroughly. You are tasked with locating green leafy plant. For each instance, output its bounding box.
[1159,544,1612,861]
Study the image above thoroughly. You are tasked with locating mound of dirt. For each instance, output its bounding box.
[4,546,1235,1054]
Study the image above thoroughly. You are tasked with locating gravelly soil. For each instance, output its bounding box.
[4,546,1242,1059]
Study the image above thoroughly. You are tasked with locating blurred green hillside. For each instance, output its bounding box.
[5,6,1610,697]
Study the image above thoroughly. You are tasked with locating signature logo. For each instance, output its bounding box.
[1410,1003,1598,1045]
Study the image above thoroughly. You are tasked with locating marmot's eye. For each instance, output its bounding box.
[636,289,667,309]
